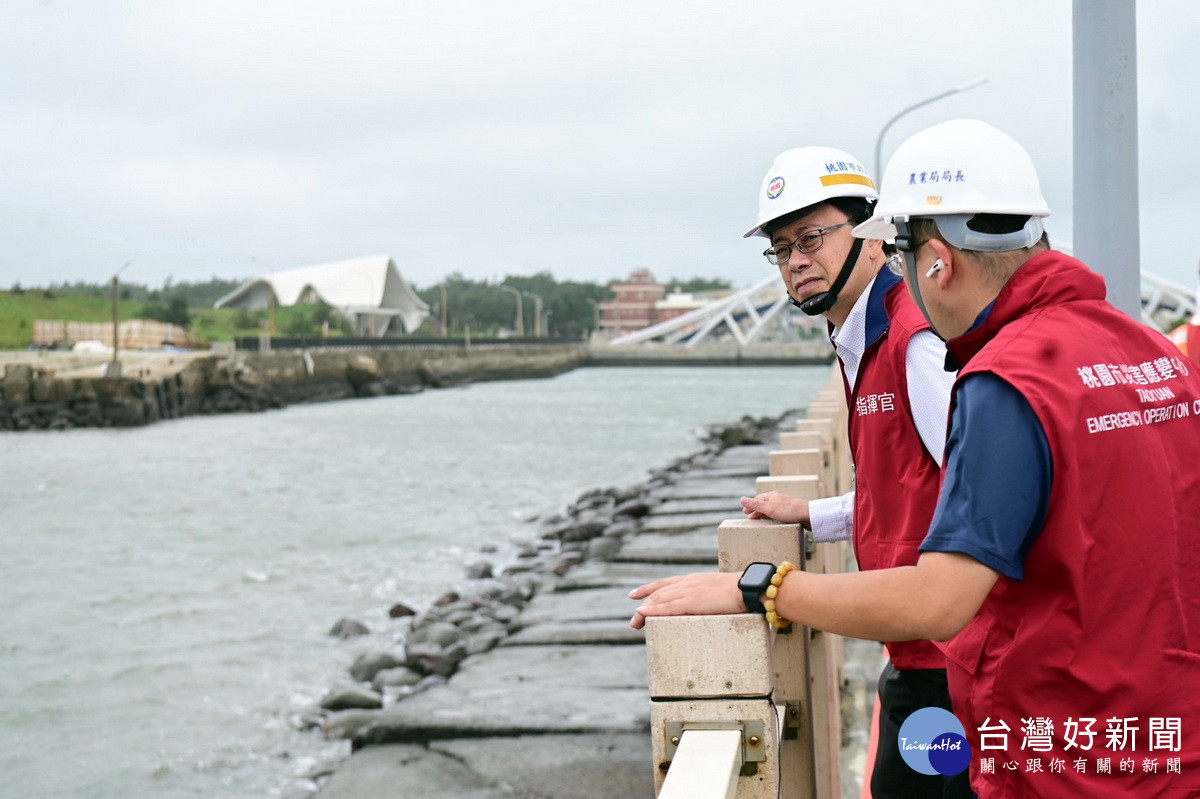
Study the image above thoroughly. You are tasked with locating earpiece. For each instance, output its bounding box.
[925,259,945,278]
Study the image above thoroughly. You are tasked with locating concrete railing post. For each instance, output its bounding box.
[645,371,849,797]
[647,614,783,798]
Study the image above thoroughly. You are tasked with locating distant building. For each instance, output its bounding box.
[654,288,735,324]
[213,254,430,337]
[34,319,202,349]
[598,269,667,335]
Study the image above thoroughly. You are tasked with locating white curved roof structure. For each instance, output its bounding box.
[213,255,430,336]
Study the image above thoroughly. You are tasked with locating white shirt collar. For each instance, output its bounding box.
[828,275,877,390]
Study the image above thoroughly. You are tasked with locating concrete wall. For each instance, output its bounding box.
[0,340,832,431]
[0,344,589,431]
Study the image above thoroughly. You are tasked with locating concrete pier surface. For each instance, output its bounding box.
[315,434,878,799]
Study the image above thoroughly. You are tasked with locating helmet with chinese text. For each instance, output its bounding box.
[854,119,1050,252]
[744,146,878,239]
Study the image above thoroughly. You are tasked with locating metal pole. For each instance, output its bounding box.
[1073,0,1140,319]
[874,78,987,179]
[110,261,129,376]
[440,283,448,336]
[523,291,544,337]
[501,285,524,336]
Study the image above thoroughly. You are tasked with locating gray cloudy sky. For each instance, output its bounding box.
[2,0,1197,292]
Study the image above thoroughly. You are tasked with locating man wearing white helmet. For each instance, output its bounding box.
[631,119,1200,797]
[740,146,963,798]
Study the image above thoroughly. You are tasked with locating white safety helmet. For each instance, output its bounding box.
[854,119,1050,251]
[744,146,878,239]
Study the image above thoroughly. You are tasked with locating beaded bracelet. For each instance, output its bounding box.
[762,560,798,629]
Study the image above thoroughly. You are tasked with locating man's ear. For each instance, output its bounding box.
[925,238,955,288]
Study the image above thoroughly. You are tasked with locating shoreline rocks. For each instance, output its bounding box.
[294,411,796,786]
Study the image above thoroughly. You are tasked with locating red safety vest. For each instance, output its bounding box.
[941,251,1200,797]
[842,272,947,670]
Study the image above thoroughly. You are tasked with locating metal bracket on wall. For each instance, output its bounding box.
[663,720,767,777]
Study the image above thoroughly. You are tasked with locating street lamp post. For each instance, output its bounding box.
[109,261,130,377]
[522,291,544,337]
[874,78,988,178]
[440,282,448,337]
[500,285,524,337]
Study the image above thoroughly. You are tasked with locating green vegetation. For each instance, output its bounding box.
[414,272,611,339]
[665,277,733,294]
[2,272,736,348]
[0,290,141,350]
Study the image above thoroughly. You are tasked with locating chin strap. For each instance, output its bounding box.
[791,237,865,316]
[892,218,944,339]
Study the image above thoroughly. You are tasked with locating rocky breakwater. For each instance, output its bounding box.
[0,358,282,431]
[0,343,587,431]
[282,413,792,798]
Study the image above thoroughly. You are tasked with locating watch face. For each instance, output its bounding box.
[739,562,775,590]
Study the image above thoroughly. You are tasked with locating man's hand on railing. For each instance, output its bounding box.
[740,491,810,525]
[628,571,743,630]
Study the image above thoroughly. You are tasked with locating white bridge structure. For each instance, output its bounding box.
[608,270,1197,349]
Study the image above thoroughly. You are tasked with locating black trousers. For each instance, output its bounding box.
[870,661,974,799]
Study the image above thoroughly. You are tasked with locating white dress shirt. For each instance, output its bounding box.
[807,275,956,543]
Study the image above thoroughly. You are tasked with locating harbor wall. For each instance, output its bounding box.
[0,344,588,431]
[0,340,833,431]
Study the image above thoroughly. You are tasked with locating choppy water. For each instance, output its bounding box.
[0,364,830,798]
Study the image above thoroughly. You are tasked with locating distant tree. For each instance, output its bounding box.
[172,277,248,308]
[415,272,610,339]
[665,276,733,294]
[165,296,191,328]
[281,300,342,337]
[11,282,23,294]
[136,294,192,329]
[234,309,262,330]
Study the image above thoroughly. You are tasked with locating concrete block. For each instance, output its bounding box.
[716,519,803,575]
[768,448,824,477]
[754,475,821,502]
[778,430,824,451]
[645,615,772,699]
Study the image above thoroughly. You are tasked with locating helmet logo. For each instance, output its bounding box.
[926,196,943,205]
[766,177,785,199]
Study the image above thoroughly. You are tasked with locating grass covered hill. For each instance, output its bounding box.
[0,288,337,350]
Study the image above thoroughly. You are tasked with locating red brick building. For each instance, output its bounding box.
[598,269,667,335]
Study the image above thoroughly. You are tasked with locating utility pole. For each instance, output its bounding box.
[440,283,448,337]
[109,261,130,377]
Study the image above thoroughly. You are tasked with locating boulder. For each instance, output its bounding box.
[371,666,424,689]
[319,686,383,712]
[349,651,405,683]
[408,621,462,649]
[320,709,382,740]
[328,617,371,638]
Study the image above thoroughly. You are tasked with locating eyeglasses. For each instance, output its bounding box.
[763,222,852,266]
[887,236,927,276]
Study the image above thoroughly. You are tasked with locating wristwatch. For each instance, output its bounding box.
[738,562,776,614]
